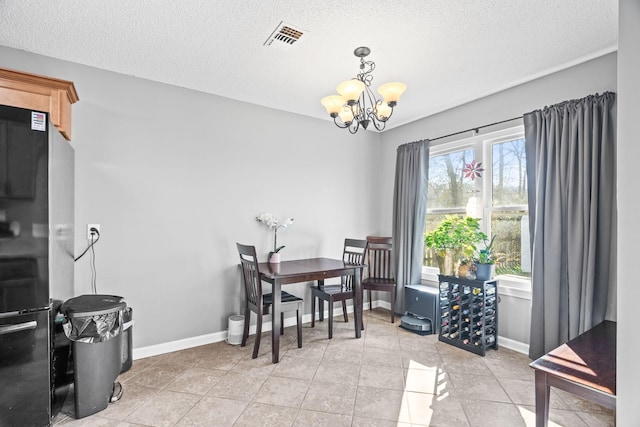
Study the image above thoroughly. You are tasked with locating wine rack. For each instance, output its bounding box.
[438,275,498,356]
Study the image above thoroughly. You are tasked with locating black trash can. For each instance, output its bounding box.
[120,306,133,374]
[61,295,126,419]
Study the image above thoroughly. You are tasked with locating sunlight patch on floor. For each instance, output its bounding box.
[396,358,453,424]
[518,405,563,427]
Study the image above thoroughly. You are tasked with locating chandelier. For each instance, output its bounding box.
[321,46,406,134]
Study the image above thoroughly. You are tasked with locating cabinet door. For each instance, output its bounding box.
[0,120,6,195]
[0,118,40,199]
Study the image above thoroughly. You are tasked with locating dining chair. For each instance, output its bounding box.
[310,238,367,339]
[236,243,303,359]
[363,236,397,323]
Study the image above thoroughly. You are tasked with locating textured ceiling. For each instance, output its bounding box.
[0,1,618,131]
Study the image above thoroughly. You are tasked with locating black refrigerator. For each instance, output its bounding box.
[0,104,75,426]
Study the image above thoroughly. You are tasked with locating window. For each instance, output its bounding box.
[424,126,530,285]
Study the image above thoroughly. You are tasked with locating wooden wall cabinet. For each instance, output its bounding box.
[0,68,78,141]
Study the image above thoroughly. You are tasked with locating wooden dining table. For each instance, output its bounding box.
[258,257,365,363]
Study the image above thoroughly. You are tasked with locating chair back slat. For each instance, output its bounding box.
[342,238,367,290]
[366,236,394,280]
[236,243,262,307]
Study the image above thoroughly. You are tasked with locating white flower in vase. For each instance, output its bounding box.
[256,212,294,262]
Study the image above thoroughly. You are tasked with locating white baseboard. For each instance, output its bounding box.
[133,302,379,360]
[133,299,529,360]
[497,335,529,355]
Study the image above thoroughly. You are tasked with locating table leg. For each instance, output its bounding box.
[272,278,281,363]
[353,267,362,338]
[534,370,550,427]
[318,279,325,321]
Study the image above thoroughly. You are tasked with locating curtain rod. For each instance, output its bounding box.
[430,116,523,143]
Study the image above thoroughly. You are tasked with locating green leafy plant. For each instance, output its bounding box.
[424,215,487,258]
[475,234,497,264]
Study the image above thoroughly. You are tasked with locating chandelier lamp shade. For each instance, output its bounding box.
[321,46,406,134]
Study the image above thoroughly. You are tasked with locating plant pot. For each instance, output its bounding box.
[475,263,495,281]
[269,252,281,264]
[435,249,460,276]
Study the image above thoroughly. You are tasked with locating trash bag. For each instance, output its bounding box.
[61,295,126,343]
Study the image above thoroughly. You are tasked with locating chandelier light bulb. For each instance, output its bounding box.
[336,79,365,104]
[338,107,355,124]
[378,82,407,106]
[374,101,392,121]
[321,95,346,116]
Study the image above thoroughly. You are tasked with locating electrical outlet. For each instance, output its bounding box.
[87,224,100,240]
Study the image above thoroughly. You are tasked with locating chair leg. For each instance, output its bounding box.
[390,288,395,323]
[368,290,373,311]
[253,311,262,359]
[241,307,250,347]
[296,304,302,348]
[280,311,285,335]
[328,299,334,339]
[342,300,348,322]
[311,295,316,327]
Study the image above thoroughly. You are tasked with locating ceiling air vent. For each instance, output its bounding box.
[264,21,306,51]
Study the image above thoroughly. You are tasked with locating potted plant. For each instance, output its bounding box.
[256,212,294,263]
[424,215,486,276]
[474,234,496,280]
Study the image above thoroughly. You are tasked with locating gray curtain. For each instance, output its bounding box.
[524,92,616,360]
[392,139,430,314]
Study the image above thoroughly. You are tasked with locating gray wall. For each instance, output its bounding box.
[0,46,380,349]
[617,0,639,424]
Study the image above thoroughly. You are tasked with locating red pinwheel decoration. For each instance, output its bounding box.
[463,160,484,180]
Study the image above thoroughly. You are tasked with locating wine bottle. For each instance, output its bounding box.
[485,308,495,316]
[473,335,496,346]
[449,331,459,339]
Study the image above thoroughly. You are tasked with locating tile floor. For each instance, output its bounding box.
[52,309,614,426]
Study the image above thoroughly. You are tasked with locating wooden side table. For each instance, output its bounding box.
[529,321,616,427]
